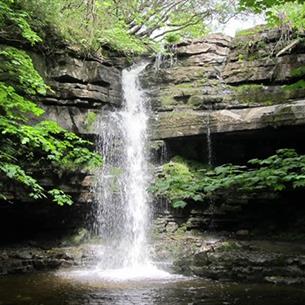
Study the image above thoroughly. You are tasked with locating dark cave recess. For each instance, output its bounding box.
[163,125,305,166]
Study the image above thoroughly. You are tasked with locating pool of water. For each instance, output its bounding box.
[1,270,305,305]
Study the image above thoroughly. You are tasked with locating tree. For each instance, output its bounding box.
[239,0,305,34]
[14,0,238,54]
[108,0,236,40]
[0,0,102,205]
[239,0,305,12]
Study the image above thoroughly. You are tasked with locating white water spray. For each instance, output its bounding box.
[87,62,170,280]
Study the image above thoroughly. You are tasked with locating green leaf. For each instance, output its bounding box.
[173,200,188,209]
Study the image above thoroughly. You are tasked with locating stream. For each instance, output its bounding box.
[1,272,305,305]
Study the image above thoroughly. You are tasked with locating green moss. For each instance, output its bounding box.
[234,84,264,94]
[235,25,267,37]
[188,95,202,107]
[84,111,97,131]
[283,80,305,91]
[231,83,304,106]
[159,82,206,108]
[160,94,176,107]
[232,84,265,105]
[175,83,195,89]
[235,32,269,62]
[217,241,241,252]
[238,54,245,62]
[175,223,188,235]
[291,66,305,78]
[247,53,260,61]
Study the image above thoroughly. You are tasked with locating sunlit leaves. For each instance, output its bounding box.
[267,2,305,32]
[48,189,73,206]
[0,83,44,120]
[0,0,42,45]
[0,47,48,95]
[0,1,102,206]
[239,0,305,32]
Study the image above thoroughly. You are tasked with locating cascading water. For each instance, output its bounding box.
[87,61,171,280]
[59,61,179,282]
[93,62,150,268]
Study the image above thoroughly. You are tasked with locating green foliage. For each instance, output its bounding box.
[84,111,97,131]
[48,189,73,206]
[267,2,305,32]
[15,0,154,55]
[240,0,305,32]
[0,2,102,205]
[235,25,267,37]
[283,80,305,91]
[12,0,234,56]
[239,0,303,13]
[151,149,305,208]
[164,11,208,45]
[291,66,305,78]
[0,47,47,95]
[0,0,41,45]
[98,22,148,54]
[150,157,207,209]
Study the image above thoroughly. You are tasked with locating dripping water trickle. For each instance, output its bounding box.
[206,104,217,230]
[206,104,213,167]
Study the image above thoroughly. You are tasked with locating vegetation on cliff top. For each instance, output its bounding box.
[240,0,305,33]
[0,1,102,205]
[151,149,305,208]
[2,0,305,56]
[11,0,223,55]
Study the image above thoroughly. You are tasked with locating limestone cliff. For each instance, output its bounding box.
[2,26,305,244]
[0,39,123,240]
[144,28,305,142]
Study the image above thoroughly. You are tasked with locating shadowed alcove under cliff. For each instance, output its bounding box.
[163,124,305,166]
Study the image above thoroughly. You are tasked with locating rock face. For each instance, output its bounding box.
[145,28,305,141]
[142,34,232,112]
[169,236,305,285]
[0,244,96,275]
[223,28,305,84]
[147,28,305,285]
[35,53,122,135]
[152,194,305,284]
[0,42,122,240]
[152,100,305,139]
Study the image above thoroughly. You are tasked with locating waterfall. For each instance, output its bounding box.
[93,62,150,267]
[89,62,170,280]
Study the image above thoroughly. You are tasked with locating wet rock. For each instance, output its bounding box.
[166,221,179,233]
[142,27,305,141]
[14,250,33,260]
[153,230,305,285]
[265,276,305,285]
[236,230,249,237]
[0,245,94,275]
